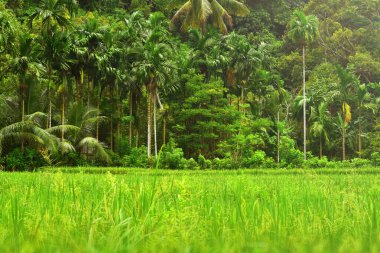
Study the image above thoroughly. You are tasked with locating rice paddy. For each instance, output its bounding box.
[1,168,380,253]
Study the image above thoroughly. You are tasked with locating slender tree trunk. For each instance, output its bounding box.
[153,91,158,157]
[163,115,166,146]
[358,122,362,158]
[241,83,245,115]
[61,93,65,142]
[342,124,346,161]
[135,93,139,148]
[49,84,52,129]
[96,96,100,141]
[156,90,165,146]
[319,135,322,159]
[110,86,114,151]
[129,91,133,147]
[303,45,307,160]
[147,90,152,158]
[21,91,25,153]
[277,110,280,164]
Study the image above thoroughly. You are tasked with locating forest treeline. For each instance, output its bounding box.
[1,0,380,170]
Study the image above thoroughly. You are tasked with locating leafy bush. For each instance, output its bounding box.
[212,158,238,170]
[198,155,212,170]
[122,146,149,168]
[159,140,187,170]
[371,152,380,166]
[185,158,200,170]
[1,148,48,171]
[279,136,304,168]
[54,152,89,167]
[350,158,371,168]
[305,156,329,169]
[242,150,266,168]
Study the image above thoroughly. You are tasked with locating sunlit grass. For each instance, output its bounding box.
[0,169,380,252]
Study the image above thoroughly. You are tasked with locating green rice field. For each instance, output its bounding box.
[1,168,380,253]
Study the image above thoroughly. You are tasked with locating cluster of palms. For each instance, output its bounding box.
[0,0,182,162]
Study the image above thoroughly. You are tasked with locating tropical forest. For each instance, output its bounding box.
[1,0,380,252]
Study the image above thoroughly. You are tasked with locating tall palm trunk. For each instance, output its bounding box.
[342,124,346,161]
[153,91,158,157]
[147,89,152,158]
[277,110,280,164]
[21,86,25,153]
[302,45,307,160]
[96,94,100,141]
[358,121,362,158]
[135,93,139,148]
[129,91,133,147]
[61,93,65,142]
[319,136,322,159]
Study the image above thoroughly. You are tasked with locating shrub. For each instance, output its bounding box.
[186,158,200,170]
[242,150,267,168]
[212,158,237,170]
[371,152,380,166]
[122,146,149,168]
[305,156,329,169]
[350,158,371,168]
[198,155,212,170]
[159,140,187,170]
[2,148,48,171]
[54,152,89,167]
[279,136,304,168]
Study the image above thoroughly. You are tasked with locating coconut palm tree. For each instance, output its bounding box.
[0,113,57,156]
[287,10,319,160]
[47,103,110,163]
[172,0,250,34]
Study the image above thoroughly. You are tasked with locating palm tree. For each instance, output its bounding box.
[28,0,71,33]
[40,27,71,129]
[0,113,57,156]
[9,33,45,151]
[288,10,319,160]
[0,5,19,55]
[131,13,177,158]
[172,0,249,34]
[310,102,330,158]
[225,32,262,113]
[47,103,110,163]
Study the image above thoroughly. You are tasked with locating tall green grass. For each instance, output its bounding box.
[0,170,379,252]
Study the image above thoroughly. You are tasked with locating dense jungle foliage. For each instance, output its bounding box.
[1,0,380,170]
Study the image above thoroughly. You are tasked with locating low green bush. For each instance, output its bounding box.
[122,146,150,168]
[371,152,380,166]
[1,148,48,171]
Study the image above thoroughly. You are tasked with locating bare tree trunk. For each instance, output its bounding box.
[96,96,100,141]
[163,116,166,145]
[129,91,133,147]
[320,136,322,159]
[153,92,158,157]
[147,90,152,158]
[303,45,307,160]
[156,90,165,146]
[61,93,65,142]
[49,84,52,129]
[358,122,362,158]
[342,124,346,161]
[277,110,280,164]
[21,95,25,153]
[135,93,139,148]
